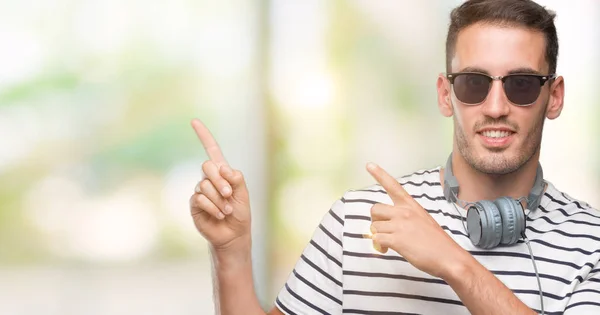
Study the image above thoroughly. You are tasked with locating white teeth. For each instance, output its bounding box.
[482,130,511,138]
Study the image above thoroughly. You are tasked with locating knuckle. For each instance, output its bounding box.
[200,179,213,191]
[220,177,231,187]
[202,160,213,173]
[400,208,412,219]
[379,235,391,246]
[370,204,378,214]
[196,195,218,214]
[234,170,244,181]
[372,204,386,217]
[195,193,208,206]
[370,222,379,234]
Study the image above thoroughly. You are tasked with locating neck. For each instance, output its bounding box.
[441,150,541,203]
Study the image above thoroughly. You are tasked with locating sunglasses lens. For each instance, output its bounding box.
[453,74,490,104]
[504,75,541,105]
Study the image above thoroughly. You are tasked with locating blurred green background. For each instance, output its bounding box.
[0,0,598,314]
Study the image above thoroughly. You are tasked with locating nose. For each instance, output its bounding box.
[481,79,510,118]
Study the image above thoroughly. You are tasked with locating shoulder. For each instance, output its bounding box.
[542,181,600,218]
[538,181,600,236]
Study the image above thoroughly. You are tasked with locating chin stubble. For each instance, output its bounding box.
[454,110,545,175]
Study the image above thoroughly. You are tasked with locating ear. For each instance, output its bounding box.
[437,73,453,117]
[545,76,564,120]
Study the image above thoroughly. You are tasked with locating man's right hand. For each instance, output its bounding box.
[189,118,288,315]
[189,118,252,254]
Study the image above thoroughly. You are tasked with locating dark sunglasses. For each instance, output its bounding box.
[446,72,556,106]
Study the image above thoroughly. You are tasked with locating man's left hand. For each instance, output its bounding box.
[366,162,470,279]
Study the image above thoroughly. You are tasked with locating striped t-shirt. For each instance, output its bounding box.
[275,166,600,315]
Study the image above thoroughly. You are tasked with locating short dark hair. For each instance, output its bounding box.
[446,0,558,74]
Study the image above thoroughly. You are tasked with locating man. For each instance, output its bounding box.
[190,0,600,314]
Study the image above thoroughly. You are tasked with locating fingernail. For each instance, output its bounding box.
[367,162,376,171]
[217,212,225,220]
[370,225,377,235]
[224,204,233,214]
[222,186,231,196]
[194,184,201,194]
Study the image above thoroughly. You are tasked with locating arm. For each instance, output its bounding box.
[367,163,536,315]
[190,119,283,315]
[210,237,267,315]
[191,119,341,315]
[442,253,536,315]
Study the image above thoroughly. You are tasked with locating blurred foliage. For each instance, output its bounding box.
[0,41,212,264]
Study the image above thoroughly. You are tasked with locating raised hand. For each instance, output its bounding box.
[189,118,252,252]
[366,162,469,279]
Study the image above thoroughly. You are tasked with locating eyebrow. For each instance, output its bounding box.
[457,67,543,75]
[458,66,490,74]
[507,67,543,75]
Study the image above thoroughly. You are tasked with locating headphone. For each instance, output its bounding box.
[442,153,545,249]
[442,153,547,313]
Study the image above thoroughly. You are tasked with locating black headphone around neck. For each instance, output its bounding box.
[442,153,545,249]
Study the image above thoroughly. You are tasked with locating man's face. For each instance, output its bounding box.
[449,23,552,175]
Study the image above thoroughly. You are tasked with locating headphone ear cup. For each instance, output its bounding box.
[467,200,502,249]
[494,197,525,245]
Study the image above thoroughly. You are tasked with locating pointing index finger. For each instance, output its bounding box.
[191,118,228,166]
[367,162,409,204]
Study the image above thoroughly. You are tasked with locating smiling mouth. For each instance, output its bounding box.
[476,129,516,149]
[478,130,515,138]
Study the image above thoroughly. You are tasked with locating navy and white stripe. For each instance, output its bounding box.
[276,166,600,314]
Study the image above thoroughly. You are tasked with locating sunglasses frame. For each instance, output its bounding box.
[445,72,557,106]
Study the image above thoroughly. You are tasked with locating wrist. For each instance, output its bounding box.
[440,249,478,285]
[209,235,263,315]
[210,235,253,270]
